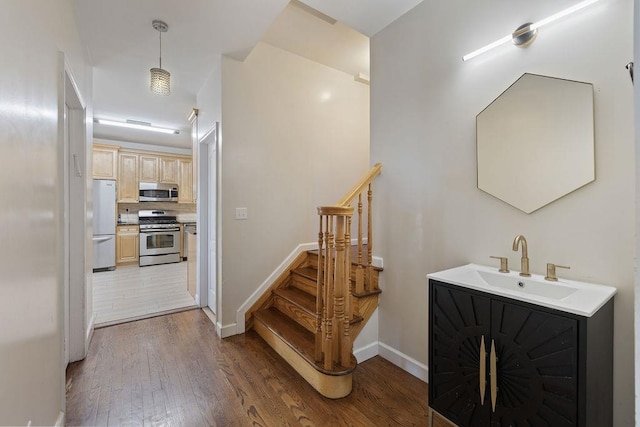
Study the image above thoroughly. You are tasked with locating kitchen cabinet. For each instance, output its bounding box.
[160,157,179,184]
[139,154,181,184]
[178,159,194,203]
[139,155,159,182]
[93,144,118,179]
[117,152,139,202]
[116,225,139,264]
[428,279,613,427]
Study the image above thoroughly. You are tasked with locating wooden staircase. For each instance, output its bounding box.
[251,248,382,398]
[246,164,383,399]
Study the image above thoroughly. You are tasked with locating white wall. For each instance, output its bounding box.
[197,57,223,141]
[0,1,91,425]
[220,42,370,326]
[371,0,634,424]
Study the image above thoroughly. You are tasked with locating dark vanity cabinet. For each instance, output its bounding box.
[428,279,613,427]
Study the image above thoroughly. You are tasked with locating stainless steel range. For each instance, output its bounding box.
[138,210,181,267]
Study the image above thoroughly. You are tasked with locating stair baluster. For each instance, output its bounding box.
[366,184,374,293]
[315,216,324,363]
[323,216,335,371]
[355,193,365,294]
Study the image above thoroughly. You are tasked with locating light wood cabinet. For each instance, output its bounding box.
[116,225,139,265]
[93,144,118,179]
[178,159,194,203]
[160,157,179,184]
[117,152,139,202]
[139,154,180,184]
[139,155,159,182]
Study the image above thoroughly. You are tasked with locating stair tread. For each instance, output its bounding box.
[253,307,355,375]
[291,266,317,281]
[274,287,316,314]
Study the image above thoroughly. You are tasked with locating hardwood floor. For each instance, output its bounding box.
[66,309,430,426]
[93,262,196,327]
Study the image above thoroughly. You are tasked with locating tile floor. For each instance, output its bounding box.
[93,261,197,327]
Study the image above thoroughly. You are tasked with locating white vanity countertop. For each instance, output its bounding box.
[427,263,617,317]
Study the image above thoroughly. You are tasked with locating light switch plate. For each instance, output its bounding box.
[235,207,248,220]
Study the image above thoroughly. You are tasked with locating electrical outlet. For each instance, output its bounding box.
[235,207,248,220]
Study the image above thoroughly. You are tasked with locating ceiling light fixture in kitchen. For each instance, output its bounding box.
[150,20,171,95]
[95,119,180,135]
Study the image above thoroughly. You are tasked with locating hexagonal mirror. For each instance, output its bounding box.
[476,73,594,214]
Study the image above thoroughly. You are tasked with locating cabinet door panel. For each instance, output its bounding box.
[93,147,118,179]
[429,282,492,426]
[140,155,159,182]
[178,159,193,203]
[118,153,139,202]
[491,300,578,426]
[160,157,179,183]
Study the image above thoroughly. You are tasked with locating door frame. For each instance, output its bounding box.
[59,54,90,370]
[197,122,222,331]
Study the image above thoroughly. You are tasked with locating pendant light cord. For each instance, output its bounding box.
[159,30,162,69]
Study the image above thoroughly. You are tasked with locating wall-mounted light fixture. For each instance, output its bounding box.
[462,0,603,62]
[95,119,180,135]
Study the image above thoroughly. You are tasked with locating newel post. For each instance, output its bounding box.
[317,206,353,370]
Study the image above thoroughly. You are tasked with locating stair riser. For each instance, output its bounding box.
[274,294,317,334]
[292,274,318,296]
[253,318,353,399]
[292,275,379,302]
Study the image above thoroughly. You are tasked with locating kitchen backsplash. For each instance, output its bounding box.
[118,202,196,214]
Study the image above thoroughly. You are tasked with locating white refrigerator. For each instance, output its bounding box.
[92,179,117,270]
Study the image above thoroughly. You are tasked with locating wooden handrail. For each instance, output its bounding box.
[336,163,382,207]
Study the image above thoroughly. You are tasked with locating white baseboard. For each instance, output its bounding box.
[217,322,237,338]
[86,314,95,342]
[378,342,428,382]
[85,314,95,357]
[354,341,379,363]
[372,256,383,269]
[54,411,64,427]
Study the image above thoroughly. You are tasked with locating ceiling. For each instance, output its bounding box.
[73,0,423,149]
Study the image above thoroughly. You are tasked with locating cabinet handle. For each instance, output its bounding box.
[490,339,498,412]
[479,335,487,404]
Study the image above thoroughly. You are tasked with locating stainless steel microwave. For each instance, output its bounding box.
[139,182,178,202]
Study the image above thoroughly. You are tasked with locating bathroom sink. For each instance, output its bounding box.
[477,270,578,300]
[427,263,616,317]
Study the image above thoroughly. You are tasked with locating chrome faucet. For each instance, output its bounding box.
[512,235,531,277]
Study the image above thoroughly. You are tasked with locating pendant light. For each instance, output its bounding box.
[150,20,170,95]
